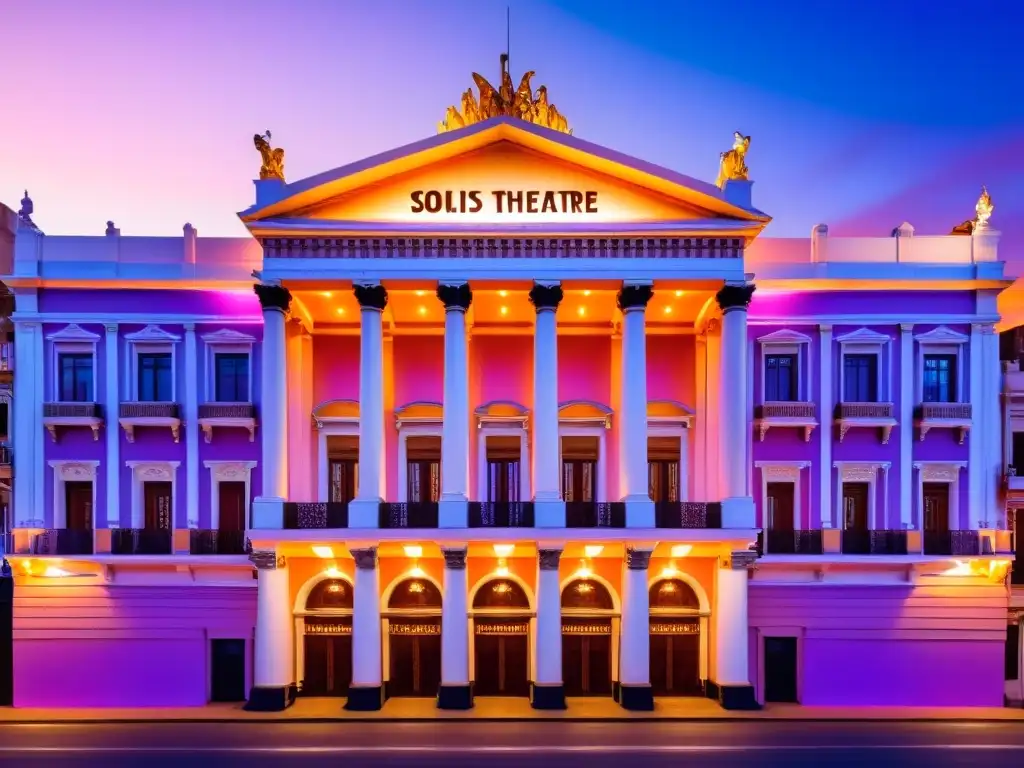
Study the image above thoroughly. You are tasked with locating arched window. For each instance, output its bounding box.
[388,578,443,609]
[561,578,614,610]
[649,578,700,610]
[472,578,530,610]
[305,579,353,611]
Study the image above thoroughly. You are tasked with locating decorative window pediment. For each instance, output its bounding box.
[46,323,100,342]
[395,401,443,428]
[202,328,256,345]
[757,329,811,346]
[313,399,360,428]
[915,326,968,345]
[475,400,529,429]
[125,324,181,343]
[647,400,693,427]
[835,328,891,345]
[559,400,612,429]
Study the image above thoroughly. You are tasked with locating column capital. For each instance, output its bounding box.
[722,549,758,570]
[819,324,833,334]
[437,283,472,311]
[538,548,563,570]
[354,283,388,310]
[104,324,119,334]
[350,546,378,570]
[250,550,285,570]
[715,284,755,312]
[441,546,468,569]
[529,283,564,311]
[900,322,914,333]
[254,283,292,313]
[625,546,653,570]
[617,284,653,312]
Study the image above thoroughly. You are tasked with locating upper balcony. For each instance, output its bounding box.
[754,402,817,442]
[835,402,896,444]
[916,402,971,444]
[118,402,181,442]
[42,402,103,442]
[198,402,257,443]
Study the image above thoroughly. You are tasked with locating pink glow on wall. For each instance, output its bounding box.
[646,335,696,407]
[312,336,359,406]
[558,336,611,406]
[393,336,443,407]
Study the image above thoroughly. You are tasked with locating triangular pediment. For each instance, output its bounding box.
[240,118,769,236]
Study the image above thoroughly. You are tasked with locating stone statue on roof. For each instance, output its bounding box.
[716,132,751,189]
[254,131,285,182]
[951,186,993,235]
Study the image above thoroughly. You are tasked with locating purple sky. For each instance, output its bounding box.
[2,0,1020,270]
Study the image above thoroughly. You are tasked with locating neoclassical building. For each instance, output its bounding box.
[0,68,1014,711]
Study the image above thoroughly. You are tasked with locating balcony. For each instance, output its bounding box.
[0,341,11,381]
[761,529,824,555]
[922,530,981,556]
[0,445,10,479]
[841,529,908,555]
[378,502,439,529]
[468,502,535,528]
[916,402,971,444]
[42,402,103,442]
[654,501,722,529]
[835,402,897,444]
[565,502,625,528]
[110,528,173,555]
[283,502,349,529]
[189,529,248,555]
[118,402,181,442]
[31,529,94,556]
[198,402,257,443]
[754,402,818,442]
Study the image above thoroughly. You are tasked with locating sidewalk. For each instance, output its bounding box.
[1,697,1023,723]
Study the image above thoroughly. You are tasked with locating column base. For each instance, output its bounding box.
[437,684,473,710]
[530,682,566,710]
[438,499,469,528]
[618,683,654,711]
[345,685,384,711]
[348,498,382,528]
[533,500,566,527]
[622,498,655,528]
[706,680,759,710]
[244,684,296,712]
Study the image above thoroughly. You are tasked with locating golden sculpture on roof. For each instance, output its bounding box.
[716,132,751,188]
[951,186,994,234]
[254,131,285,181]
[438,54,571,135]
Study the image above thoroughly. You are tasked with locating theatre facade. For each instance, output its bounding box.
[1,70,1014,711]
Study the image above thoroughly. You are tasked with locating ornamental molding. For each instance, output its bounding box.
[437,283,473,311]
[716,284,755,311]
[46,323,101,342]
[755,461,810,482]
[350,547,378,570]
[201,328,256,345]
[124,324,181,343]
[353,283,388,310]
[125,460,181,481]
[47,459,100,481]
[913,461,966,483]
[625,547,652,570]
[442,547,468,570]
[757,328,811,346]
[727,550,759,570]
[538,549,563,571]
[203,460,257,482]
[253,283,292,313]
[833,461,890,482]
[529,283,564,311]
[914,325,969,345]
[835,327,891,345]
[617,284,654,311]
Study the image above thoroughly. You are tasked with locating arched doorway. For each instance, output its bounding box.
[301,578,353,697]
[649,578,703,696]
[386,577,442,698]
[561,578,615,697]
[472,578,531,697]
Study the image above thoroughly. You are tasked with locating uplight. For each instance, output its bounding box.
[403,545,423,559]
[415,290,426,297]
[663,306,672,315]
[418,306,427,316]
[577,306,586,317]
[325,566,343,578]
[500,306,509,316]
[42,566,73,578]
[410,565,425,578]
[493,544,515,558]
[498,290,508,297]
[674,290,684,297]
[336,307,345,315]
[322,291,333,298]
[583,290,592,296]
[311,546,334,559]
[583,545,604,558]
[670,544,692,558]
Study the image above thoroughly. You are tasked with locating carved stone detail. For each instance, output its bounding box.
[625,547,652,570]
[250,550,284,570]
[617,284,654,311]
[350,547,378,570]
[353,283,388,310]
[538,549,562,570]
[253,284,291,313]
[727,550,759,570]
[437,283,472,311]
[716,284,755,311]
[442,547,468,570]
[529,283,564,311]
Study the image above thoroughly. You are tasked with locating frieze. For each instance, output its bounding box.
[260,237,745,261]
[353,284,388,311]
[442,547,468,570]
[350,547,378,570]
[390,622,441,636]
[529,283,564,311]
[716,284,755,311]
[436,283,473,311]
[253,283,292,313]
[625,547,652,570]
[562,622,612,635]
[538,549,562,571]
[617,284,654,311]
[250,550,284,570]
[475,622,529,635]
[649,621,700,635]
[305,620,352,636]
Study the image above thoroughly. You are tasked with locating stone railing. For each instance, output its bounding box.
[922,530,981,556]
[119,402,179,418]
[43,402,101,418]
[756,402,817,419]
[32,529,94,556]
[110,528,173,555]
[760,529,824,555]
[840,529,907,555]
[198,403,255,419]
[836,402,894,419]
[917,403,972,420]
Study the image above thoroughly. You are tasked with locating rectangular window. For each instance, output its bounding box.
[765,354,797,401]
[843,354,878,402]
[215,353,250,402]
[923,354,956,403]
[58,353,93,402]
[138,353,172,401]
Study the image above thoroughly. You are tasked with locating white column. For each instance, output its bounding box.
[983,325,1001,527]
[12,321,40,527]
[438,284,471,527]
[531,284,562,502]
[347,546,383,710]
[712,550,757,709]
[439,546,471,708]
[184,323,199,529]
[705,323,721,501]
[717,285,755,528]
[899,324,913,529]
[819,325,833,527]
[254,284,290,501]
[246,550,293,710]
[351,285,387,527]
[618,285,653,512]
[532,547,565,709]
[694,334,707,501]
[968,323,983,528]
[619,547,653,710]
[104,324,120,528]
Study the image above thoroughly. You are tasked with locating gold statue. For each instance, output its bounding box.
[716,132,751,188]
[951,186,994,234]
[253,131,285,181]
[438,53,571,134]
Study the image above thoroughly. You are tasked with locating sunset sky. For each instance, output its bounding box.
[2,0,1021,267]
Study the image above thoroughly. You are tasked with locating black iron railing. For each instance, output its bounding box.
[378,502,440,528]
[110,528,173,555]
[654,501,723,529]
[922,530,980,556]
[762,529,824,555]
[32,528,94,556]
[118,402,180,419]
[283,502,349,529]
[42,402,101,418]
[468,502,535,528]
[565,502,625,528]
[197,403,256,419]
[841,529,908,555]
[189,529,248,555]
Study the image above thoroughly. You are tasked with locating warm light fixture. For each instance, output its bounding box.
[663,306,672,315]
[577,306,586,317]
[500,306,509,316]
[41,565,73,578]
[493,544,515,558]
[410,565,425,578]
[574,559,592,579]
[415,290,426,296]
[670,544,692,558]
[335,307,345,315]
[322,291,333,298]
[495,559,509,577]
[325,566,343,578]
[312,546,334,559]
[660,564,678,579]
[403,545,423,558]
[583,290,592,296]
[498,290,508,297]
[675,290,684,297]
[583,545,604,558]
[418,306,427,316]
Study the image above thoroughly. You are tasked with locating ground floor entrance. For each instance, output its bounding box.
[302,618,353,697]
[763,636,798,703]
[474,618,530,696]
[562,620,613,697]
[388,618,442,698]
[649,619,702,696]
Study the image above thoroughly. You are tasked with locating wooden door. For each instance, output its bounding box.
[649,630,701,696]
[388,620,441,697]
[329,460,357,503]
[474,623,529,697]
[218,481,246,532]
[842,483,869,530]
[486,460,521,503]
[64,481,93,531]
[144,481,172,530]
[923,483,950,532]
[766,482,795,531]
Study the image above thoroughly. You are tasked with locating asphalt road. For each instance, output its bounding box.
[0,721,1022,766]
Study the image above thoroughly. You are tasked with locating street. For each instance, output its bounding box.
[0,720,1021,766]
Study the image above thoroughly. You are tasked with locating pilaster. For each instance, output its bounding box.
[104,324,120,528]
[351,284,388,528]
[709,550,759,710]
[617,283,654,527]
[184,323,199,528]
[438,546,471,709]
[347,546,383,710]
[245,550,294,711]
[532,547,565,709]
[819,324,833,528]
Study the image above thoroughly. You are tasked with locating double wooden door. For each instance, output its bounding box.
[303,634,353,697]
[144,482,172,530]
[64,481,93,530]
[474,621,529,696]
[389,620,441,697]
[649,623,701,696]
[562,622,612,696]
